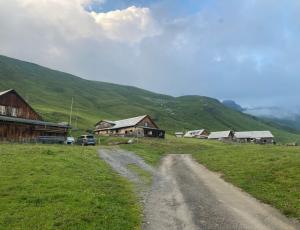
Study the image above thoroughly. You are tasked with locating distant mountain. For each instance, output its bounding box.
[222,100,244,112]
[0,54,299,142]
[244,107,300,132]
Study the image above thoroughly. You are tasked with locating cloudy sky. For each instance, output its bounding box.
[0,0,299,109]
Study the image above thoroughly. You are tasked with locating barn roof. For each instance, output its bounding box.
[111,115,148,129]
[208,131,233,139]
[95,115,161,130]
[0,89,14,97]
[184,129,206,137]
[0,115,69,128]
[234,131,274,139]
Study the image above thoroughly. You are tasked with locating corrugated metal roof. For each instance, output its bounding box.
[110,115,148,129]
[234,131,274,139]
[208,131,232,139]
[0,115,69,128]
[184,129,206,137]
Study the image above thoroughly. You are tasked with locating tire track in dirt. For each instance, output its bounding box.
[99,148,300,230]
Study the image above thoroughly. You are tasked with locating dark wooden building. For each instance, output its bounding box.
[0,89,69,143]
[94,115,165,138]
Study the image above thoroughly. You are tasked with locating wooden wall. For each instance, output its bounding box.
[137,116,158,129]
[0,91,41,120]
[0,122,68,142]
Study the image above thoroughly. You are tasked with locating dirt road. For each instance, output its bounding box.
[99,148,300,230]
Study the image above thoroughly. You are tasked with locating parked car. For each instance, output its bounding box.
[66,137,75,145]
[77,135,96,146]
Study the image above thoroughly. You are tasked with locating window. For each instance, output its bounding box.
[145,122,148,127]
[0,105,6,115]
[11,108,17,117]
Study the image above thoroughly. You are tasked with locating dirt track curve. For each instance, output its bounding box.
[99,148,300,230]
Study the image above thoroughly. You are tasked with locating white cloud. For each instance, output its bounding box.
[4,1,159,43]
[90,6,161,43]
[1,0,300,108]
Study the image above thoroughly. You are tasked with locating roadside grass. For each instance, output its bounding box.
[127,164,153,186]
[0,144,141,230]
[121,136,300,220]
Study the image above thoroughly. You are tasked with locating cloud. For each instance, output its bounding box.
[90,6,161,43]
[0,0,300,109]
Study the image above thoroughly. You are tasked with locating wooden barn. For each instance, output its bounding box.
[0,89,69,143]
[94,115,165,138]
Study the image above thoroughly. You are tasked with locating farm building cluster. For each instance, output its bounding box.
[176,129,275,144]
[0,89,166,142]
[0,88,275,144]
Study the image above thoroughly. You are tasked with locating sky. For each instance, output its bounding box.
[0,0,300,111]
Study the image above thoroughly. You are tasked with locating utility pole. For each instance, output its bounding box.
[75,108,78,130]
[69,97,74,126]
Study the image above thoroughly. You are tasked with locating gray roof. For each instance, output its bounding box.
[97,115,150,130]
[184,129,206,137]
[208,131,232,139]
[0,115,69,128]
[234,131,274,139]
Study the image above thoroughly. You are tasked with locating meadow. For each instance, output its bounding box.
[1,137,299,229]
[122,137,300,220]
[0,144,140,229]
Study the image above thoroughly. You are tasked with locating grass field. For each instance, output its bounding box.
[0,144,140,229]
[122,137,300,220]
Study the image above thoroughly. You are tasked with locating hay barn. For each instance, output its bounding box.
[0,89,69,143]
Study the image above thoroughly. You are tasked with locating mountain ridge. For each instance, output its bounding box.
[0,54,299,142]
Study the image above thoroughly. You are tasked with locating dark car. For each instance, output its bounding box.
[77,135,96,146]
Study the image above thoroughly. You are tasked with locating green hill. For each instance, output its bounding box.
[0,55,299,142]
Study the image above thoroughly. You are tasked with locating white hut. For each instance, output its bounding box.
[234,131,274,144]
[184,129,209,139]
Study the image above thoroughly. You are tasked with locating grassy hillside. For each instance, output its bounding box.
[0,55,300,142]
[122,137,300,220]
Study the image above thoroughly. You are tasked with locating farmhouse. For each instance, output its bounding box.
[94,115,165,138]
[0,89,69,143]
[184,129,209,138]
[208,130,234,141]
[234,131,274,144]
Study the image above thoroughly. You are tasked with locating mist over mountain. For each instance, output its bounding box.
[222,100,244,112]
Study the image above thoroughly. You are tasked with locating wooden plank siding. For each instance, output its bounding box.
[0,90,41,120]
[0,89,69,143]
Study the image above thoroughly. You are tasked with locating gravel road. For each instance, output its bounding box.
[99,148,300,230]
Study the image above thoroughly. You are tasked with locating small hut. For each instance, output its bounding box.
[184,129,209,139]
[234,131,274,144]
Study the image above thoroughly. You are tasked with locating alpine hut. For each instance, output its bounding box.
[184,129,209,138]
[94,115,165,138]
[234,131,274,144]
